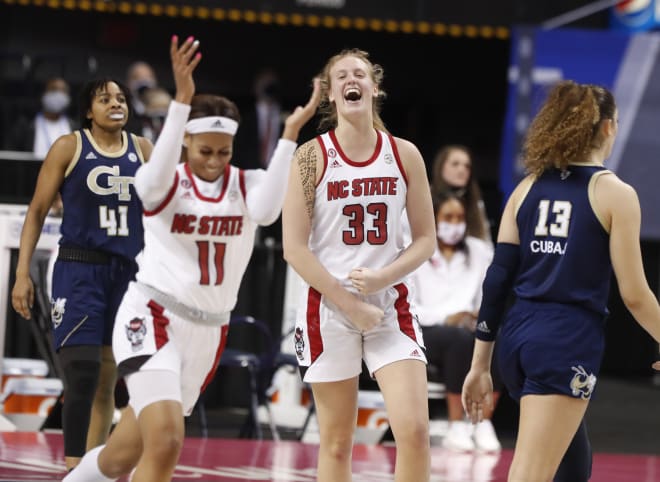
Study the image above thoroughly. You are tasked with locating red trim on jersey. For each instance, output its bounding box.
[238,169,247,201]
[393,283,417,342]
[306,287,324,363]
[144,171,180,217]
[185,162,231,203]
[388,133,408,186]
[315,136,328,187]
[329,129,382,167]
[147,300,170,349]
[200,324,229,395]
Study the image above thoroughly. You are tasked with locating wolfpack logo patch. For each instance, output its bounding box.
[328,148,337,158]
[294,326,305,361]
[181,178,192,189]
[126,317,148,352]
[50,297,67,329]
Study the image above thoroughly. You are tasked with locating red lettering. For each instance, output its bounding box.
[171,213,196,234]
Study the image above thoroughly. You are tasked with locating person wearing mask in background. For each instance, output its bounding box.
[7,77,76,157]
[431,145,492,245]
[124,61,158,138]
[409,191,502,453]
[140,86,173,143]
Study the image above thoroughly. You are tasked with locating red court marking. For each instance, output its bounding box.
[0,432,658,481]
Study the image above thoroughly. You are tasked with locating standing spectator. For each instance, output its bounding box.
[7,77,76,157]
[463,80,660,481]
[234,68,284,171]
[282,47,435,482]
[124,60,158,137]
[140,86,173,142]
[12,75,153,471]
[409,191,502,452]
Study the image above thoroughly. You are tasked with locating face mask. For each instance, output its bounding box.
[130,79,156,98]
[437,221,466,245]
[42,91,70,114]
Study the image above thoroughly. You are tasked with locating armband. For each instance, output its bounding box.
[475,242,520,342]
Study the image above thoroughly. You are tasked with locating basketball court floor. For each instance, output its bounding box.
[1,431,659,481]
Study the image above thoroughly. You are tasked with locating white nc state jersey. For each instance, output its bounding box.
[136,163,257,313]
[312,129,408,286]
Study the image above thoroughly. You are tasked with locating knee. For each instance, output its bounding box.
[100,445,142,478]
[391,416,430,450]
[320,432,354,463]
[143,429,184,463]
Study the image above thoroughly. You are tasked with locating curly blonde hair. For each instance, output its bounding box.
[523,80,616,177]
[316,48,387,133]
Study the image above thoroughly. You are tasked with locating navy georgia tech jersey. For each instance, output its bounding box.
[58,129,146,258]
[514,164,612,315]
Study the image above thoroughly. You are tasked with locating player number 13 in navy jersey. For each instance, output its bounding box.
[531,199,573,255]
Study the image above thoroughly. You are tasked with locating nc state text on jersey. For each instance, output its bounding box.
[171,214,243,236]
[327,177,398,201]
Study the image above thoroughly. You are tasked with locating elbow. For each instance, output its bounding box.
[620,286,652,315]
[282,238,295,265]
[421,235,435,259]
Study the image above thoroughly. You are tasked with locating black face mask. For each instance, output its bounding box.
[262,81,280,101]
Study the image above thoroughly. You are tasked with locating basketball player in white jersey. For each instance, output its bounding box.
[64,35,320,482]
[282,49,435,482]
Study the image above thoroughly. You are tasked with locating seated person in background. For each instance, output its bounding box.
[7,77,75,157]
[431,144,492,245]
[409,190,502,452]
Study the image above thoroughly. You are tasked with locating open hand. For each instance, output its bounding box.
[462,368,494,424]
[170,34,202,105]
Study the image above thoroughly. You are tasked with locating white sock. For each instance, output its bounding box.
[62,445,116,482]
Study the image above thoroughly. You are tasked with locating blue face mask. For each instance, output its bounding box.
[437,221,466,245]
[42,91,70,114]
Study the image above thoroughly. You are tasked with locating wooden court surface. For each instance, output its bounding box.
[1,432,659,481]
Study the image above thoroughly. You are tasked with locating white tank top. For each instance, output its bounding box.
[136,163,257,313]
[310,129,408,288]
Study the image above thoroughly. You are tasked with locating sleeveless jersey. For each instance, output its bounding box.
[59,129,145,259]
[311,129,408,287]
[136,163,257,313]
[514,165,612,315]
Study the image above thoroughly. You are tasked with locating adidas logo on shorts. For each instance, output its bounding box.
[410,349,421,357]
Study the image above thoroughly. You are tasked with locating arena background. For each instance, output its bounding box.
[1,0,659,450]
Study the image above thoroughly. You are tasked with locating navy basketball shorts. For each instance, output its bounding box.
[496,299,606,402]
[50,257,138,350]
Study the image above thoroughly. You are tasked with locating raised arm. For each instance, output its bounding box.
[11,134,75,319]
[134,35,200,208]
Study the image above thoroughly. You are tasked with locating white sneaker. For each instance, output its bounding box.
[473,420,501,452]
[442,421,475,452]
